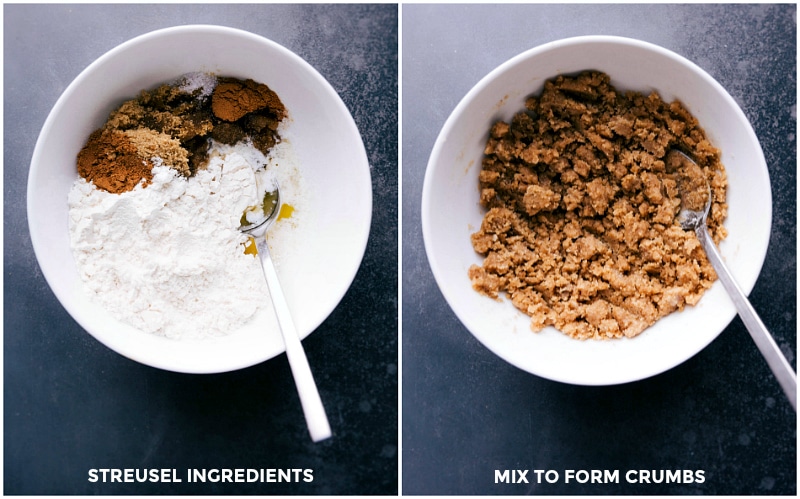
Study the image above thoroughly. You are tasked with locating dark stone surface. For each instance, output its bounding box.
[4,4,397,495]
[402,4,796,495]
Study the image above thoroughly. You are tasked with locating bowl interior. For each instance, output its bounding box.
[28,25,372,373]
[422,36,772,385]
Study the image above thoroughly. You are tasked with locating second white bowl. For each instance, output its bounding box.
[422,36,772,386]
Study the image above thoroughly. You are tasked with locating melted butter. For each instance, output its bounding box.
[278,203,294,220]
[262,190,279,215]
[243,237,258,256]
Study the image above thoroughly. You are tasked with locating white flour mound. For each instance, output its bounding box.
[68,148,272,340]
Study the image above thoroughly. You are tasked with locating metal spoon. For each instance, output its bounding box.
[668,149,796,410]
[241,185,333,441]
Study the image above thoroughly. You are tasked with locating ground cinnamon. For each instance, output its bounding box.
[211,78,286,122]
[77,130,153,194]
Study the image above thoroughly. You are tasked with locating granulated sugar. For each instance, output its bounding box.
[68,139,307,340]
[176,71,218,99]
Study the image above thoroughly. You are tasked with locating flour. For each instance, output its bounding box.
[67,141,303,340]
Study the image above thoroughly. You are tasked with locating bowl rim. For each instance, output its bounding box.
[422,34,772,385]
[27,24,372,373]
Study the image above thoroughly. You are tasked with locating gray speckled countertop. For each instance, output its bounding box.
[402,3,796,496]
[5,4,397,495]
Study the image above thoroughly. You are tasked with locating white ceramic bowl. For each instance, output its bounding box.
[28,25,372,373]
[422,36,772,386]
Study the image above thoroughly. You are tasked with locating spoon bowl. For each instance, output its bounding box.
[241,187,281,238]
[242,182,333,442]
[667,150,712,230]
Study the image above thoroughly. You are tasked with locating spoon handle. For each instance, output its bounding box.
[698,226,797,410]
[255,237,333,442]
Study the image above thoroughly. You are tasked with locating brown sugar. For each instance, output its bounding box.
[77,130,153,194]
[104,83,215,142]
[123,129,190,176]
[76,74,288,192]
[469,71,728,340]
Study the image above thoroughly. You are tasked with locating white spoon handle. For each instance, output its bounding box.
[698,226,797,410]
[256,237,333,441]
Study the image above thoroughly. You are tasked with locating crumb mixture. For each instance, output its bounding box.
[469,71,728,340]
[69,73,306,339]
